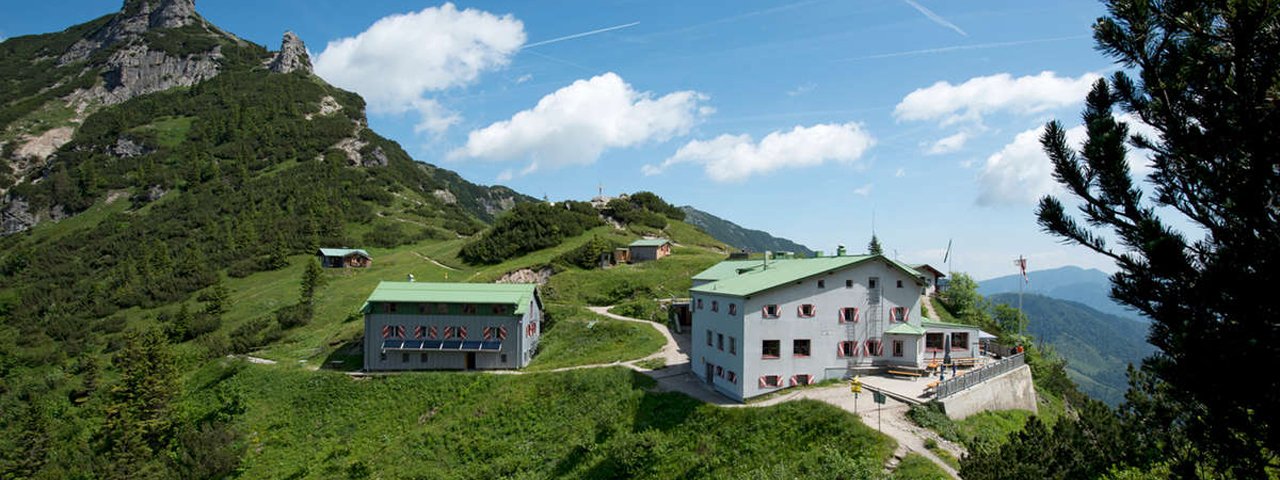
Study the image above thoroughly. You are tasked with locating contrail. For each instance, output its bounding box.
[901,0,967,37]
[840,35,1090,61]
[523,22,640,49]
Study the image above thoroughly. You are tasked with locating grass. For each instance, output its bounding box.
[635,357,667,370]
[893,453,952,480]
[907,387,1065,451]
[131,115,194,148]
[546,246,723,306]
[191,364,896,479]
[524,304,665,371]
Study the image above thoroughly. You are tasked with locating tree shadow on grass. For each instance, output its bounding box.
[320,338,363,372]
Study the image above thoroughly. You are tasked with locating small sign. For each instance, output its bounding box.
[873,391,886,404]
[850,376,863,394]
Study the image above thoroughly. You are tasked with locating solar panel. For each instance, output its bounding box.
[403,340,424,349]
[422,340,443,350]
[461,341,483,350]
[481,341,502,351]
[441,340,464,350]
[382,340,400,349]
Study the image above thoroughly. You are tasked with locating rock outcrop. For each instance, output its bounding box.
[267,31,312,74]
[60,0,203,65]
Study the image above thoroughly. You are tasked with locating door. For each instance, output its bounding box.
[466,352,476,370]
[705,362,714,384]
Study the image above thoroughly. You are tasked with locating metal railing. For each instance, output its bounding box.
[935,353,1025,399]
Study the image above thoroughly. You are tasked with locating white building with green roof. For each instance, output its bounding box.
[689,254,981,401]
[361,282,543,371]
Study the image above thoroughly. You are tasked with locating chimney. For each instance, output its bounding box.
[836,245,847,256]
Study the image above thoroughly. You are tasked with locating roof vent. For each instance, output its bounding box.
[407,274,415,283]
[836,245,847,256]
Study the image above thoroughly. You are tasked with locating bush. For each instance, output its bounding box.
[554,235,620,269]
[228,317,272,354]
[274,303,312,329]
[460,202,604,265]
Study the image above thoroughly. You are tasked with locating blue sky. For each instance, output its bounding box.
[2,0,1131,280]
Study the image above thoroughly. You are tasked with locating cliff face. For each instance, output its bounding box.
[59,0,203,65]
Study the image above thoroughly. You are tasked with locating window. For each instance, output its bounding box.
[729,337,736,355]
[384,303,397,313]
[866,339,883,356]
[951,332,970,350]
[793,374,812,386]
[437,303,449,314]
[896,280,903,288]
[793,339,811,357]
[501,354,507,363]
[380,352,387,361]
[492,304,508,315]
[706,330,713,346]
[891,307,908,323]
[760,375,783,388]
[420,353,428,362]
[419,303,431,314]
[716,365,724,377]
[840,307,859,323]
[926,333,945,352]
[798,304,816,318]
[711,300,719,312]
[869,278,878,289]
[762,304,781,318]
[401,353,409,363]
[818,280,825,288]
[717,333,724,351]
[728,303,737,315]
[893,340,904,357]
[838,341,857,357]
[762,340,781,358]
[697,298,704,310]
[462,304,477,314]
[727,371,737,384]
[846,279,853,288]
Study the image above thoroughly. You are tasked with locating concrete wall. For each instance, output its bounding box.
[363,301,541,371]
[691,258,928,401]
[938,364,1038,420]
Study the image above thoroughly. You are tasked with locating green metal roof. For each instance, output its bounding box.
[319,248,371,258]
[361,282,538,315]
[690,260,774,282]
[628,238,671,248]
[690,254,925,297]
[885,323,927,335]
[921,319,978,330]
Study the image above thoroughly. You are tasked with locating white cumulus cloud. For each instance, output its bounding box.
[977,114,1157,206]
[314,3,526,134]
[450,72,709,172]
[645,122,875,182]
[895,71,1101,125]
[926,132,969,155]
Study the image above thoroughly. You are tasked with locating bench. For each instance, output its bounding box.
[887,369,924,380]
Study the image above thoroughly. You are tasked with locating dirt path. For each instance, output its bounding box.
[413,252,459,271]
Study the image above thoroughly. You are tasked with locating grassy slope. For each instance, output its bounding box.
[893,453,952,480]
[192,363,895,479]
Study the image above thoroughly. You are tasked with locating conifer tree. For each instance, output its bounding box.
[867,234,883,256]
[101,329,178,479]
[1036,0,1279,474]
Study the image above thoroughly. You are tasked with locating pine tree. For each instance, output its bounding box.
[867,234,883,256]
[300,259,325,305]
[101,329,179,479]
[1035,1,1280,474]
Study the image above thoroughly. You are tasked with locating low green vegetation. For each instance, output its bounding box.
[459,201,604,265]
[893,453,951,480]
[635,357,666,370]
[215,365,894,479]
[525,305,665,371]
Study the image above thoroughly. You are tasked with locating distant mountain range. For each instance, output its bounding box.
[989,293,1156,406]
[979,266,1145,322]
[680,206,814,255]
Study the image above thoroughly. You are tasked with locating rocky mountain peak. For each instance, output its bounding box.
[122,0,199,30]
[268,31,312,74]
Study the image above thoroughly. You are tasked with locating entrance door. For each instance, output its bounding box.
[705,362,714,384]
[466,352,476,370]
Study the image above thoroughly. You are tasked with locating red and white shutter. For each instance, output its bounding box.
[458,326,467,339]
[428,326,438,339]
[498,326,508,340]
[483,327,493,340]
[381,325,392,338]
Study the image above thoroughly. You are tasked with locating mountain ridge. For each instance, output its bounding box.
[979,265,1145,322]
[679,205,813,255]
